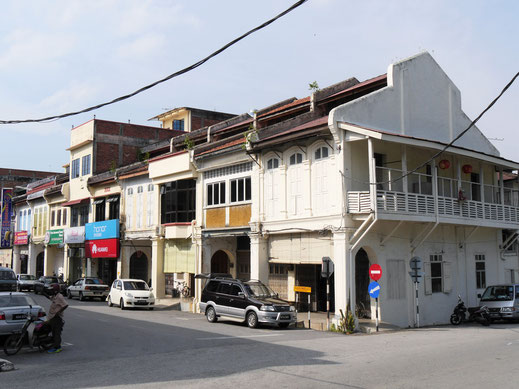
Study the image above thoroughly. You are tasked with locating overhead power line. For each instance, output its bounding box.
[0,0,308,125]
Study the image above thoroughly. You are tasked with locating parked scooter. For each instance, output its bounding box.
[450,295,491,326]
[3,310,54,355]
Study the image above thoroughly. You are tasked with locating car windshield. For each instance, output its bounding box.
[0,271,16,280]
[244,282,277,298]
[85,278,104,285]
[19,275,36,281]
[46,277,59,283]
[123,281,149,291]
[480,285,514,301]
[0,295,36,307]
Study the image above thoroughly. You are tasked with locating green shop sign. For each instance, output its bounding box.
[45,229,64,245]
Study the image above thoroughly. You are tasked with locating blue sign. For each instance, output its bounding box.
[368,281,381,299]
[85,219,119,241]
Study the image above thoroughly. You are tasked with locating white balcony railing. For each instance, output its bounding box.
[347,167,519,225]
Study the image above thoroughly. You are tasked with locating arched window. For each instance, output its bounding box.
[289,152,303,165]
[314,146,330,160]
[267,158,279,170]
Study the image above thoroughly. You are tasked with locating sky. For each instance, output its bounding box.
[0,0,517,172]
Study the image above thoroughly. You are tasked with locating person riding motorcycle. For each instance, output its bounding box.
[44,283,69,353]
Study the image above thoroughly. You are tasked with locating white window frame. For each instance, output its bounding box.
[229,177,251,204]
[204,162,253,209]
[425,253,452,295]
[206,181,226,207]
[475,254,486,289]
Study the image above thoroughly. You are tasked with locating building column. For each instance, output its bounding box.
[12,245,20,274]
[151,238,165,298]
[28,242,37,276]
[120,244,131,279]
[44,245,51,276]
[333,231,348,317]
[63,244,69,282]
[249,232,268,283]
[86,258,92,277]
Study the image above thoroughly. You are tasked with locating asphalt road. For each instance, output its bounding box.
[2,293,519,388]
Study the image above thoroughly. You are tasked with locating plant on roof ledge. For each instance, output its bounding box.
[183,135,194,150]
[308,81,320,92]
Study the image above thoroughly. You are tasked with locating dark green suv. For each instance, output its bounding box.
[0,267,17,292]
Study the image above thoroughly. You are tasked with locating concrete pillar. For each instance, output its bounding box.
[63,244,69,283]
[86,258,92,277]
[12,246,20,274]
[250,232,268,283]
[120,244,131,279]
[151,238,165,298]
[44,246,51,276]
[333,231,348,316]
[28,243,37,276]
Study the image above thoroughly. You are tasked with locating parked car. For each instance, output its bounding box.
[0,292,46,336]
[33,276,67,295]
[0,267,17,292]
[16,274,37,292]
[107,279,155,310]
[198,275,296,328]
[67,277,110,301]
[479,284,519,321]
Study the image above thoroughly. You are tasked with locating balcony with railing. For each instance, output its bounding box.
[347,166,519,227]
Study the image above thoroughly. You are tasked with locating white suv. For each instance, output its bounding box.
[107,279,155,310]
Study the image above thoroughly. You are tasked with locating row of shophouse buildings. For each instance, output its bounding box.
[2,52,519,328]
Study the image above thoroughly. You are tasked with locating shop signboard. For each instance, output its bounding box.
[14,231,28,245]
[1,188,13,248]
[85,238,119,258]
[85,219,119,241]
[46,229,64,245]
[64,226,85,244]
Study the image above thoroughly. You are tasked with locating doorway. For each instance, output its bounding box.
[20,255,28,274]
[211,250,229,274]
[98,259,117,286]
[36,252,44,277]
[130,251,148,282]
[355,248,371,318]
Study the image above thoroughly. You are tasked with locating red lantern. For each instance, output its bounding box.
[462,164,473,174]
[439,159,450,169]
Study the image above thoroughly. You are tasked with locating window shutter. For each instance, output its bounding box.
[424,262,432,295]
[514,271,519,284]
[289,168,297,215]
[265,171,273,218]
[442,262,452,294]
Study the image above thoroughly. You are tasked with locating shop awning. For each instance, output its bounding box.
[92,198,105,205]
[62,198,90,207]
[106,196,119,203]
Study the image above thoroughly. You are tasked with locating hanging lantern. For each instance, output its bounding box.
[462,164,473,174]
[439,159,451,169]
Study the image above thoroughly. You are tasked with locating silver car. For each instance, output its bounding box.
[67,277,110,301]
[0,292,46,336]
[16,274,37,292]
[479,284,519,321]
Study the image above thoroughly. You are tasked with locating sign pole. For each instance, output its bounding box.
[326,276,330,330]
[308,293,311,329]
[295,292,298,317]
[375,297,379,332]
[415,281,420,328]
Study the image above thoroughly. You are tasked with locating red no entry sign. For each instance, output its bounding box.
[369,264,382,281]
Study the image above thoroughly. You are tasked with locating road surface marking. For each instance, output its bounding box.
[197,334,281,340]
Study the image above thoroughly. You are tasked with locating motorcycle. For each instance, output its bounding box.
[450,295,491,326]
[3,311,54,355]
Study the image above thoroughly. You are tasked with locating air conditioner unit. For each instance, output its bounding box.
[155,225,165,237]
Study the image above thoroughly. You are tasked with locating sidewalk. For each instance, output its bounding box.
[155,296,195,311]
[295,311,401,333]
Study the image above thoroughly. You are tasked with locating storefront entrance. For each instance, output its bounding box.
[20,254,28,274]
[36,252,44,277]
[296,264,334,312]
[98,259,117,286]
[211,250,229,274]
[130,251,148,282]
[355,248,371,318]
